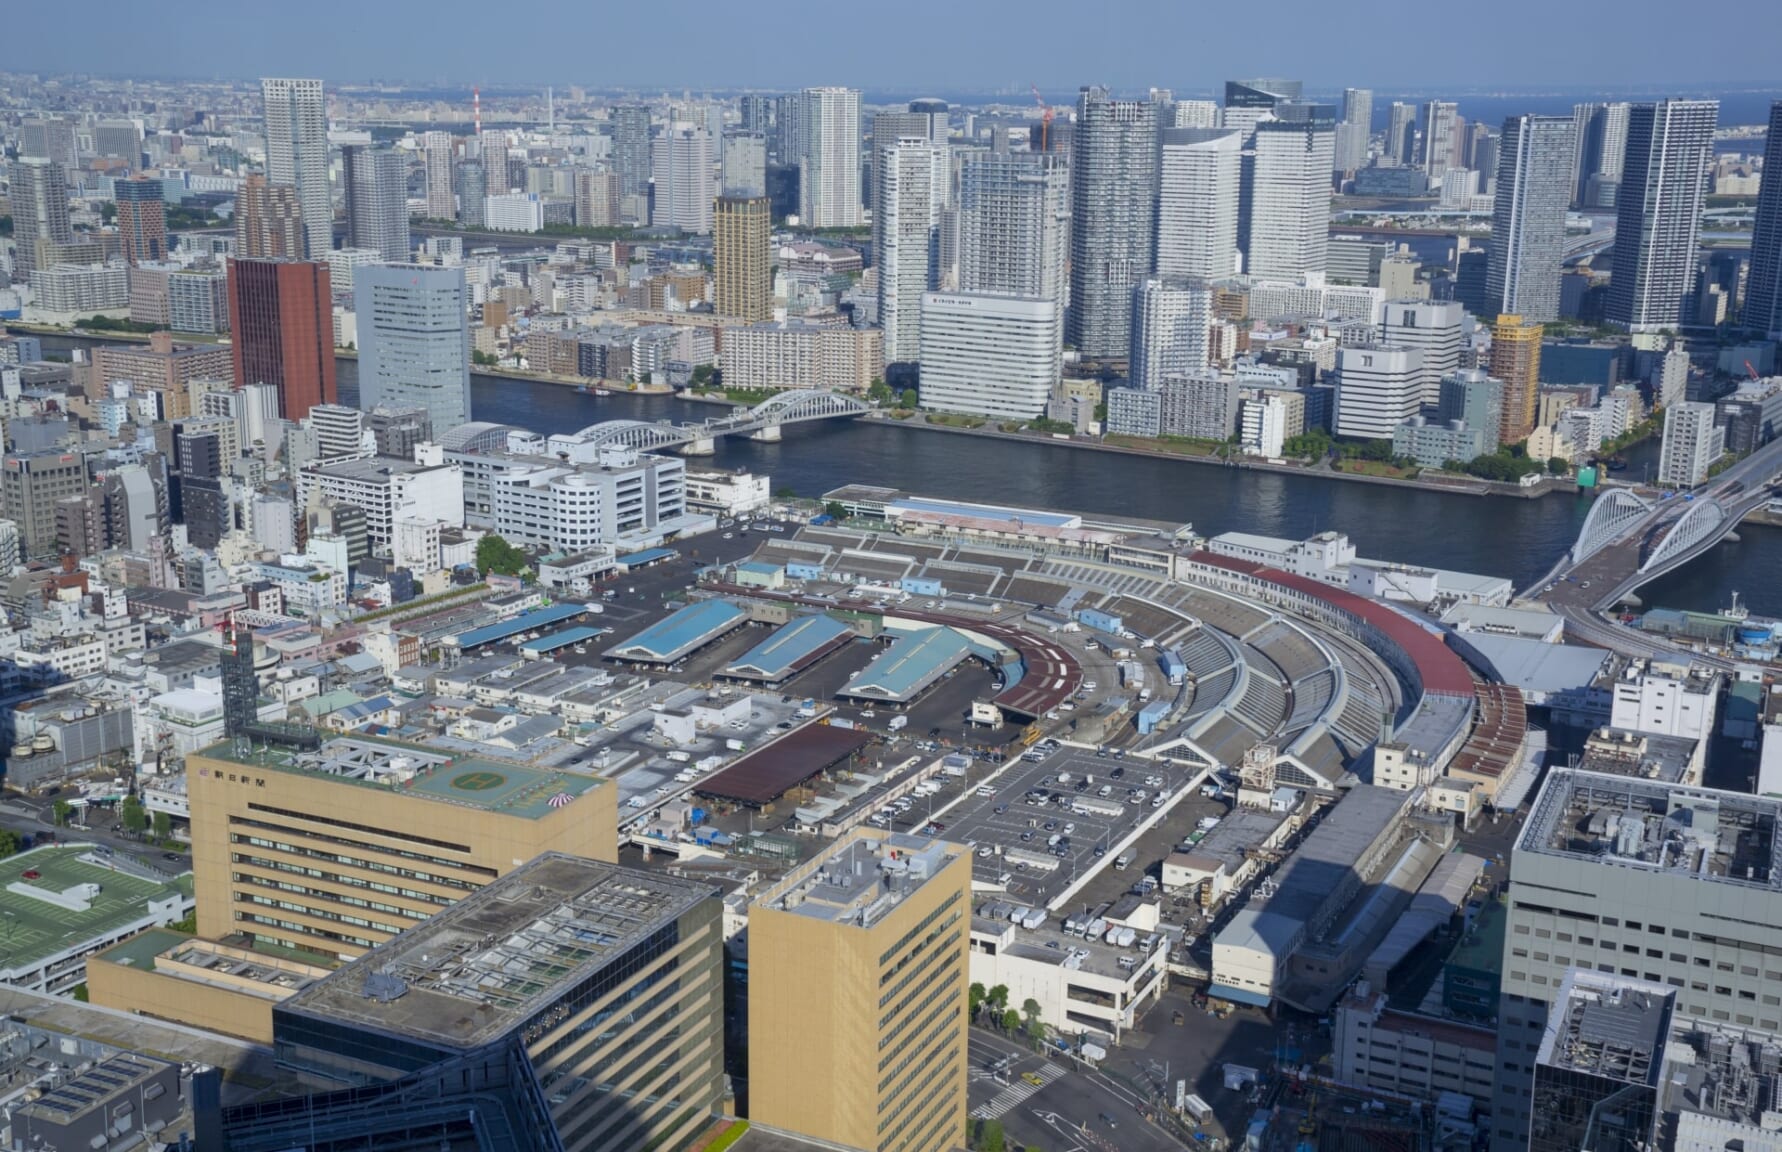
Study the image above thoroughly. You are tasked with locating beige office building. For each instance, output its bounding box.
[88,928,334,1043]
[748,829,970,1152]
[187,735,615,961]
[714,195,774,323]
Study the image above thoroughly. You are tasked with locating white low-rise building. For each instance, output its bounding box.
[1609,658,1721,741]
[143,688,225,757]
[489,450,689,552]
[685,469,771,516]
[253,556,348,616]
[297,455,464,550]
[968,902,1169,1041]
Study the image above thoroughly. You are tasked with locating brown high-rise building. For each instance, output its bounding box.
[113,178,167,266]
[1488,314,1543,444]
[91,332,234,420]
[234,173,304,259]
[714,194,774,322]
[227,258,337,420]
[573,168,620,228]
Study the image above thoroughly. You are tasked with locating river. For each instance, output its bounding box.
[37,333,1772,615]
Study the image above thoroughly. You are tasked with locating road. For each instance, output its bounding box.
[1531,436,1782,665]
[968,1028,1189,1152]
[0,795,187,879]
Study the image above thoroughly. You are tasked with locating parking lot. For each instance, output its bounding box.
[923,746,1206,909]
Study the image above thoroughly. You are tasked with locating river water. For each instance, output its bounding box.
[38,334,1771,616]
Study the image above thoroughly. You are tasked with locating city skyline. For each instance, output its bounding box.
[4,0,1779,90]
[6,21,1782,1147]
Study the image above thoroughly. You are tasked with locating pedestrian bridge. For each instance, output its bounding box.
[549,389,871,456]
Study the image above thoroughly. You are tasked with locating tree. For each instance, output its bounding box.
[151,811,173,842]
[969,982,987,1018]
[1021,997,1045,1041]
[867,379,893,404]
[823,501,847,521]
[899,388,919,409]
[971,1118,1006,1152]
[987,984,1010,1015]
[690,364,715,388]
[1000,1008,1021,1033]
[120,795,148,837]
[475,534,529,578]
[774,485,797,499]
[52,799,72,827]
[1547,456,1570,475]
[0,829,20,858]
[471,349,497,366]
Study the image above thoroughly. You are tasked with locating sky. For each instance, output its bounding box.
[5,0,1780,93]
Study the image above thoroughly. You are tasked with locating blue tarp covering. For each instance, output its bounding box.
[609,600,747,661]
[616,548,677,569]
[450,603,590,649]
[520,625,609,654]
[1207,983,1272,1008]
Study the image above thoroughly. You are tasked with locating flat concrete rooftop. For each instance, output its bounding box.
[279,853,716,1050]
[197,734,602,820]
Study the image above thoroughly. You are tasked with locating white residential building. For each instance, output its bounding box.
[874,138,947,365]
[29,264,130,313]
[420,130,456,221]
[1335,343,1424,439]
[1241,391,1290,457]
[718,323,882,393]
[1155,128,1241,280]
[918,292,1060,420]
[799,87,863,228]
[1130,276,1212,390]
[482,193,545,233]
[956,152,1068,302]
[651,127,714,234]
[1656,401,1724,487]
[1247,109,1336,281]
[261,78,332,258]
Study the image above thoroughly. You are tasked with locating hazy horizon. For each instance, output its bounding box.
[5,0,1780,93]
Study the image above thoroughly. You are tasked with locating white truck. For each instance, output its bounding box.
[887,715,909,732]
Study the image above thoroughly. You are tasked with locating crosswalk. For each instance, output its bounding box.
[970,1061,1068,1119]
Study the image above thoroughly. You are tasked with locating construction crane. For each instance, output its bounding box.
[1747,360,1761,381]
[1031,84,1054,152]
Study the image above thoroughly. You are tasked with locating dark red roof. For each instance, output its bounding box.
[695,724,873,807]
[1188,552,1476,698]
[1449,683,1528,779]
